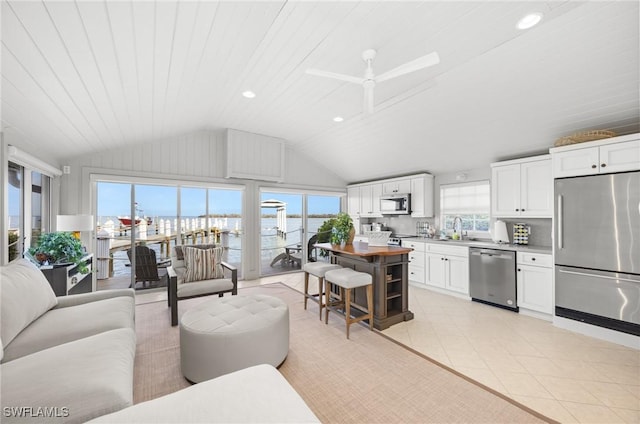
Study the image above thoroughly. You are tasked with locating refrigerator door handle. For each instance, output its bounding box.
[557,194,563,249]
[558,269,640,284]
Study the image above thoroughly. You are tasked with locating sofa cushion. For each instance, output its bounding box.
[177,278,235,298]
[183,246,224,282]
[0,259,58,347]
[1,328,136,424]
[87,364,320,423]
[2,295,135,362]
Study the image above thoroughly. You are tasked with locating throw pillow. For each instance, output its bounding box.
[174,244,217,261]
[183,247,224,283]
[0,259,58,347]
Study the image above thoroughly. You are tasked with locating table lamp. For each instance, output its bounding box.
[57,215,94,239]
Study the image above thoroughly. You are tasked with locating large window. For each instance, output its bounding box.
[96,180,243,288]
[6,162,51,262]
[440,181,490,237]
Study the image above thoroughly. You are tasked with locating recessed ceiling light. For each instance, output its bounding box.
[242,91,256,98]
[333,116,344,122]
[517,12,543,30]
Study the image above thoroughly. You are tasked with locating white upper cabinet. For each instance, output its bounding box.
[382,179,411,194]
[550,134,640,178]
[410,175,434,217]
[491,156,552,218]
[347,186,361,216]
[359,183,382,217]
[347,173,433,218]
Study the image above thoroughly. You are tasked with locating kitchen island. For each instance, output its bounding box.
[314,242,414,330]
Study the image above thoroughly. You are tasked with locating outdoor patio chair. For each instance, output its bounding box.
[127,245,168,289]
[167,243,237,326]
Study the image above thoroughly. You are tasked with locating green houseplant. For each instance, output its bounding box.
[28,232,89,273]
[330,212,354,245]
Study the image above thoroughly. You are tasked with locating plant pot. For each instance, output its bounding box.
[346,227,356,245]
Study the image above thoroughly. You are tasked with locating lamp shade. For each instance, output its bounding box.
[57,215,94,232]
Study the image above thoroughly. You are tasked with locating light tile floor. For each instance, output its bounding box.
[138,272,640,423]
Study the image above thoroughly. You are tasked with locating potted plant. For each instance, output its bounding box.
[330,212,354,245]
[28,232,89,273]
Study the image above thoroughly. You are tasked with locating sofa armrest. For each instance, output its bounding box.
[54,289,135,309]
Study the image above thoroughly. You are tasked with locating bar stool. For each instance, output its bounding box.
[324,268,373,339]
[302,262,342,319]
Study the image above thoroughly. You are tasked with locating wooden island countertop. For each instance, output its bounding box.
[313,241,414,330]
[314,242,413,257]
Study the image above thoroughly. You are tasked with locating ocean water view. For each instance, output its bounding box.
[100,216,331,277]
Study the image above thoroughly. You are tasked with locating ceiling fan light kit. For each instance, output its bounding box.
[306,48,440,115]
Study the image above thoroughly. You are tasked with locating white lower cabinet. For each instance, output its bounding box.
[425,244,469,295]
[516,252,552,315]
[406,240,426,285]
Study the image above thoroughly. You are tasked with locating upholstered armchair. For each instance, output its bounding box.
[167,244,237,326]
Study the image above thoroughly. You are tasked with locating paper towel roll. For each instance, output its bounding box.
[492,220,510,243]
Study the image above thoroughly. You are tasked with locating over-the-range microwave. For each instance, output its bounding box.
[380,193,411,215]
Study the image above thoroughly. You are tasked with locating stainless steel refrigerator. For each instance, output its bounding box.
[554,171,640,336]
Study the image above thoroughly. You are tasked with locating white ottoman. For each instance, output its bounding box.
[180,294,289,383]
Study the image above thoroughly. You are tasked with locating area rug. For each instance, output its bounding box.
[134,283,552,423]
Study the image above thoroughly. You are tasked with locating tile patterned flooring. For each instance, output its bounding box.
[138,271,640,423]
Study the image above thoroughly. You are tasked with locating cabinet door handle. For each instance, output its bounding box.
[591,164,597,169]
[515,208,520,211]
[601,163,607,168]
[521,209,525,212]
[531,257,536,261]
[441,257,444,260]
[517,268,521,272]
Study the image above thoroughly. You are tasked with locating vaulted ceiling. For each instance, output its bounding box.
[2,1,639,183]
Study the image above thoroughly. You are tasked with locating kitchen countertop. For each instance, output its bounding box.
[314,242,413,257]
[400,237,552,254]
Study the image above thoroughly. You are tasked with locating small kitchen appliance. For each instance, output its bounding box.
[512,223,531,245]
[380,193,410,215]
[491,220,510,244]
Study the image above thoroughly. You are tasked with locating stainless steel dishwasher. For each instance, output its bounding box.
[469,247,517,311]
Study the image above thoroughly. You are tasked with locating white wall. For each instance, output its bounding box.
[59,129,345,214]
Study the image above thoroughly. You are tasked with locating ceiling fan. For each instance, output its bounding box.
[306,49,440,114]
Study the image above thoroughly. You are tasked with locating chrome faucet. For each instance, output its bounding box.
[453,216,463,239]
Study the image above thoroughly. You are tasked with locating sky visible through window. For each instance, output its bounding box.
[97,183,340,217]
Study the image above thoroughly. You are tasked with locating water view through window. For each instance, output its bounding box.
[96,182,243,285]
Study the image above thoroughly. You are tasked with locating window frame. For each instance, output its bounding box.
[439,180,491,238]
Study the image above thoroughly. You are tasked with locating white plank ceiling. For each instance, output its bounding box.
[2,1,639,183]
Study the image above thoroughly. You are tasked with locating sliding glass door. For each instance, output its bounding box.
[96,179,243,290]
[260,191,303,276]
[260,191,341,276]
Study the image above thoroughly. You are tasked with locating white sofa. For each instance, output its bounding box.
[0,259,136,423]
[88,364,320,423]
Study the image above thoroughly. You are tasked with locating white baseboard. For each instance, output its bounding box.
[553,316,640,350]
[409,282,471,301]
[518,307,553,322]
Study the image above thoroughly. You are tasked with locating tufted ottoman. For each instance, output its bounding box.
[179,294,289,383]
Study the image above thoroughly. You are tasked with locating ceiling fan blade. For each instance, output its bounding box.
[363,83,375,114]
[305,68,364,85]
[375,51,440,83]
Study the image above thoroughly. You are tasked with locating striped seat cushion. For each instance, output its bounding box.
[183,246,224,283]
